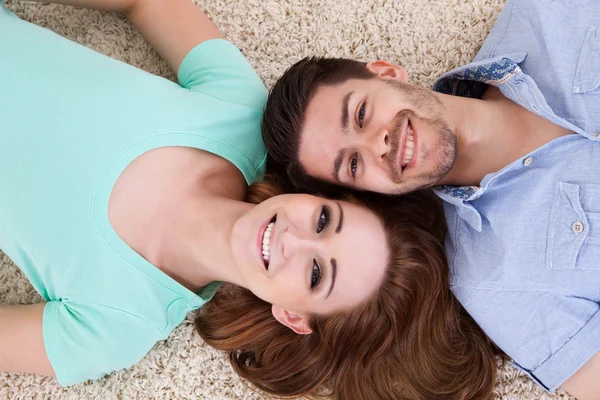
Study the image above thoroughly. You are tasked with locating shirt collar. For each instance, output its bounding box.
[433,52,527,97]
[431,52,528,202]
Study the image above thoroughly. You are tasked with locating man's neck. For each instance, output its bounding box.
[437,85,572,187]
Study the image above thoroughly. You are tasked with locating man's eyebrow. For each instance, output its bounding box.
[335,201,344,233]
[332,92,354,183]
[326,258,337,299]
[332,148,347,182]
[341,91,354,135]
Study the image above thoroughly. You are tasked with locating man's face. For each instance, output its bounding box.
[298,62,457,195]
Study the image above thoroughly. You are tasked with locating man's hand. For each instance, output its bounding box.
[561,350,600,400]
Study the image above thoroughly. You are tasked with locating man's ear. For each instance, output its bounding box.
[366,60,408,81]
[271,304,313,335]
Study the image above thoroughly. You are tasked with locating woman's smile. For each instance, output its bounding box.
[233,193,389,316]
[258,215,277,270]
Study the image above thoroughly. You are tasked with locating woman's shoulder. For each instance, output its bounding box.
[43,298,168,386]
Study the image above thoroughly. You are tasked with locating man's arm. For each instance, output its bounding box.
[0,303,55,377]
[25,0,223,74]
[561,350,600,400]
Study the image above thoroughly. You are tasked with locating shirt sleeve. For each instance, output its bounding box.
[452,286,600,392]
[177,39,267,113]
[43,299,164,386]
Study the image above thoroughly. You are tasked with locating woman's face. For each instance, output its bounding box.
[231,193,389,319]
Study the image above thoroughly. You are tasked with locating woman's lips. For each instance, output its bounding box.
[257,217,270,269]
[257,215,276,270]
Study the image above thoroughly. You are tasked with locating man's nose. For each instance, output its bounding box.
[368,126,390,161]
[281,230,316,259]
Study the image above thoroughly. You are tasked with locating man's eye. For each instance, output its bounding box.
[350,153,358,178]
[358,102,366,128]
[316,205,330,234]
[311,259,322,290]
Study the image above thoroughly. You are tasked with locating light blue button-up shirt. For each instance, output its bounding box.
[431,0,600,392]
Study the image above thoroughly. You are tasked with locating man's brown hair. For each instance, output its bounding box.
[262,57,375,192]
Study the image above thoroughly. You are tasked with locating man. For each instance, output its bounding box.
[261,0,600,398]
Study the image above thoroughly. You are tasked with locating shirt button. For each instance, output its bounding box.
[593,134,600,139]
[523,157,533,167]
[572,221,584,233]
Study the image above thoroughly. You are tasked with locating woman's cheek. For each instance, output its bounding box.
[275,270,305,306]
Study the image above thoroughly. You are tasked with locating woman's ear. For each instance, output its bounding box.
[366,60,408,81]
[271,304,313,334]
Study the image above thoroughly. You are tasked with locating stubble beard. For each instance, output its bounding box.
[382,80,457,194]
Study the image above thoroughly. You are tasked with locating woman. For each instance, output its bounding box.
[198,180,502,400]
[0,1,497,399]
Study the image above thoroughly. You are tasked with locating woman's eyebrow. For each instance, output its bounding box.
[326,258,337,299]
[335,201,344,233]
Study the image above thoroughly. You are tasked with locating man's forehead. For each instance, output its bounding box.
[297,125,337,179]
[305,78,372,128]
[302,83,360,142]
[299,92,344,174]
[299,80,370,179]
[310,79,363,102]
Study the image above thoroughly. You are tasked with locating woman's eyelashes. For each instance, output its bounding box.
[316,205,330,234]
[310,259,322,290]
[310,205,329,291]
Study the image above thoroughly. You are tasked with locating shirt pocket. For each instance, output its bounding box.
[546,182,600,270]
[573,25,600,94]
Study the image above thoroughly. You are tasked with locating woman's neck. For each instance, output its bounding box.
[153,193,253,292]
[107,146,254,292]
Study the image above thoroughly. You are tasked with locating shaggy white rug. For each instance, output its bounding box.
[0,0,579,399]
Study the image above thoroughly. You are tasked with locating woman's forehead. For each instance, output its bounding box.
[319,202,388,312]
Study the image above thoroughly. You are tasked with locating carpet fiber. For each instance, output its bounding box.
[0,0,578,399]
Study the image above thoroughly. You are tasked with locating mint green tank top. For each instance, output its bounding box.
[0,3,267,385]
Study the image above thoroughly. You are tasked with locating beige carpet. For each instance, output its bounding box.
[0,0,578,399]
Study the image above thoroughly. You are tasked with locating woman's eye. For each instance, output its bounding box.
[311,259,322,290]
[358,102,366,128]
[350,153,358,178]
[316,205,330,234]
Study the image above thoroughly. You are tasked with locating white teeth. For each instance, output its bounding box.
[262,222,275,262]
[403,127,415,166]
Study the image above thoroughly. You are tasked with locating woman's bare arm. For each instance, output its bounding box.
[0,303,55,377]
[24,0,223,74]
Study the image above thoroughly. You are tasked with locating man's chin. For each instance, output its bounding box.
[391,175,446,195]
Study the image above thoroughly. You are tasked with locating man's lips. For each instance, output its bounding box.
[405,121,418,170]
[396,118,411,173]
[397,118,418,173]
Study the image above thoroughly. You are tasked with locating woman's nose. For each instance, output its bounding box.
[281,230,316,259]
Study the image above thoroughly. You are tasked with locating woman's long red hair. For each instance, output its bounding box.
[195,178,501,399]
